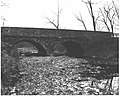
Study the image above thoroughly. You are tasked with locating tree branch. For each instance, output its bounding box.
[44,0,62,29]
[74,13,87,30]
[112,1,119,19]
[44,17,58,29]
[81,0,96,31]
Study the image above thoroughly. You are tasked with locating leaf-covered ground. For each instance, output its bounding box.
[1,56,119,95]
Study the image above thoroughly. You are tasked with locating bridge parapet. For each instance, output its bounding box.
[1,27,112,39]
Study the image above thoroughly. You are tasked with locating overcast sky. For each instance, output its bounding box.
[0,0,119,32]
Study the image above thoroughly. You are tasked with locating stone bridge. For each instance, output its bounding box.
[1,27,119,58]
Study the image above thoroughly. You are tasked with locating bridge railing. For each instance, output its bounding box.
[111,33,119,38]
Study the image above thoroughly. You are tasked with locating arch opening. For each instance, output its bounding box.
[11,40,47,57]
[61,41,85,58]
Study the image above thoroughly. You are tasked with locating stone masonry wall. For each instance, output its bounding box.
[1,27,119,58]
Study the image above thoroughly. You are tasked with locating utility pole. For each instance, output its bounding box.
[1,16,7,26]
[1,1,9,26]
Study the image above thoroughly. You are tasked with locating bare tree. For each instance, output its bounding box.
[75,0,100,31]
[74,13,87,30]
[44,0,62,29]
[81,0,97,31]
[99,1,119,33]
[99,8,111,31]
[112,1,119,19]
[1,16,7,26]
[0,1,9,7]
[1,1,9,26]
[75,0,118,32]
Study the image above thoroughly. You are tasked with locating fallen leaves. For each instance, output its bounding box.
[1,56,119,95]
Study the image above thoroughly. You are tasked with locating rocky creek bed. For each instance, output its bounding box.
[1,56,119,95]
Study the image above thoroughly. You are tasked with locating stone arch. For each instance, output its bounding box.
[11,40,47,57]
[61,41,85,58]
[52,41,67,56]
